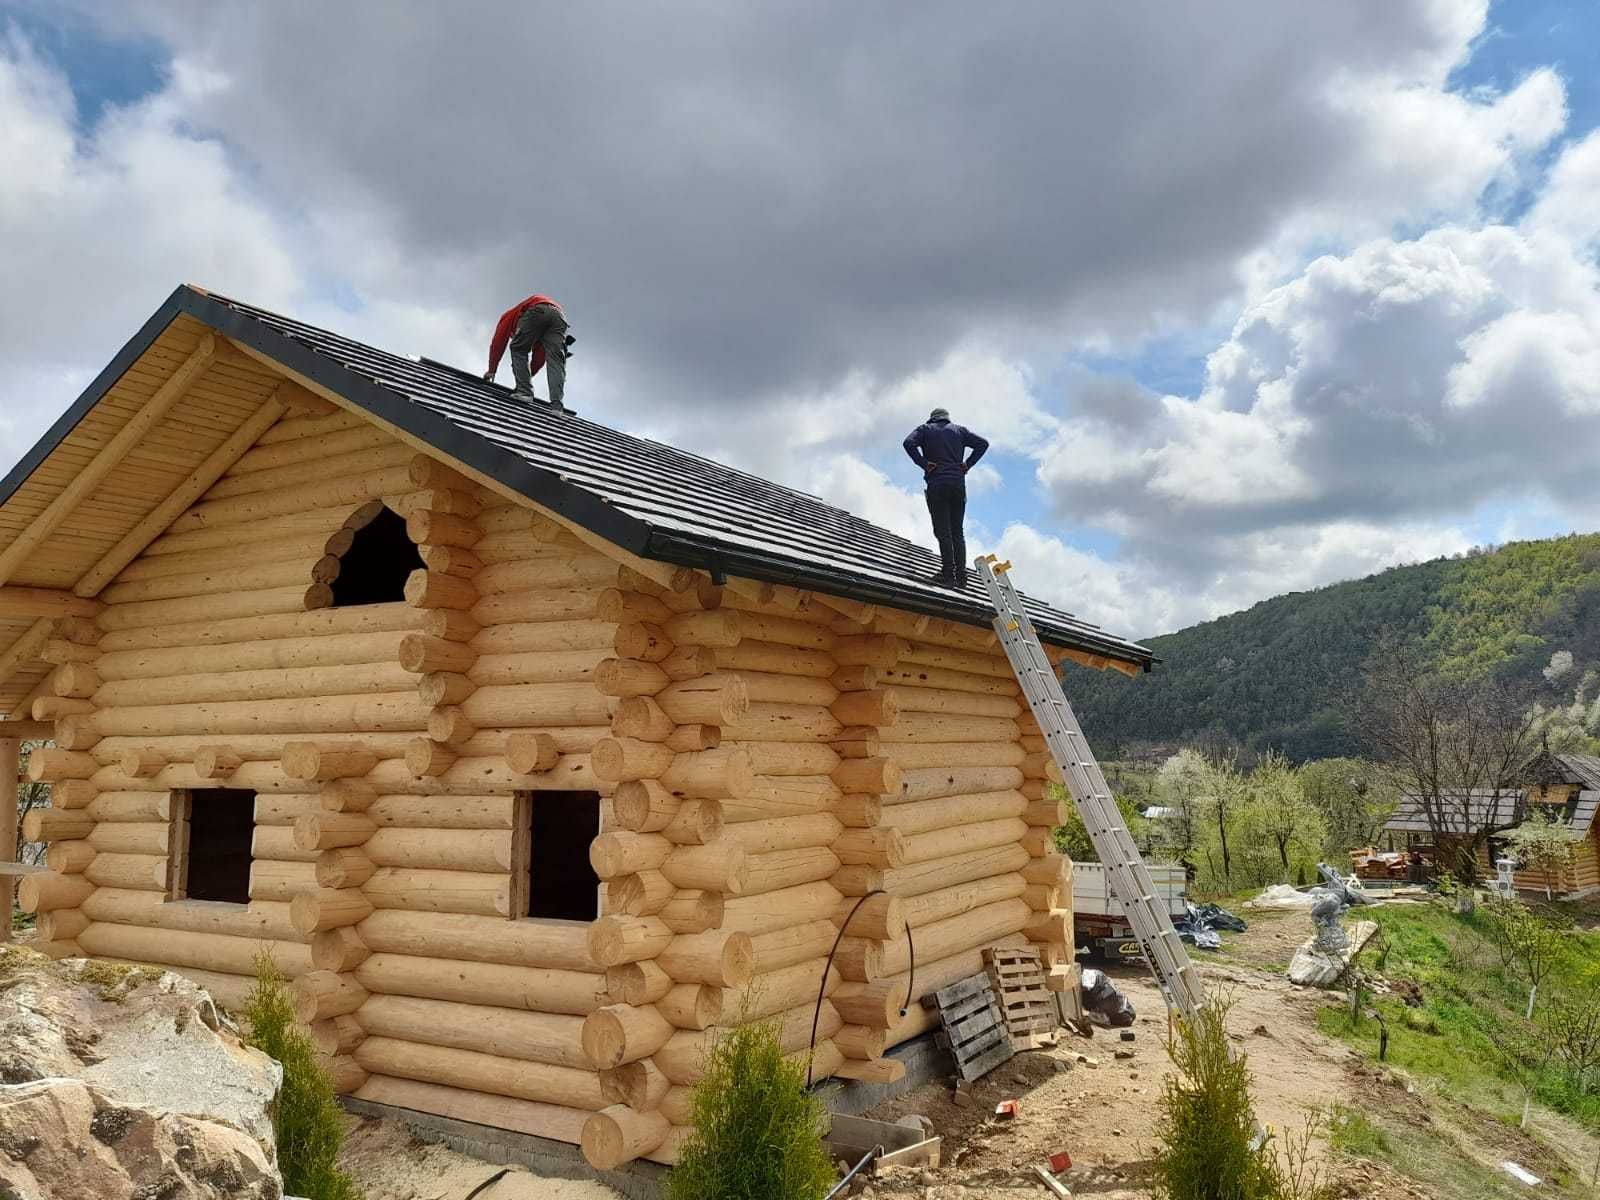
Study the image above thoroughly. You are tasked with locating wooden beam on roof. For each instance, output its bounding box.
[73,394,289,597]
[0,620,51,696]
[0,333,217,590]
[0,588,101,620]
[272,378,338,415]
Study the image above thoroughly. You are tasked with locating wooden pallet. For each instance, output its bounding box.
[926,973,1014,1082]
[983,946,1060,1050]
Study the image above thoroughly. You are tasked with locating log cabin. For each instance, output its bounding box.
[1384,751,1600,897]
[0,286,1154,1172]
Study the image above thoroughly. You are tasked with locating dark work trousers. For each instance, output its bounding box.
[925,481,968,583]
[509,303,568,403]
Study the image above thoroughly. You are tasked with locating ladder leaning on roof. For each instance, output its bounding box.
[975,554,1209,1028]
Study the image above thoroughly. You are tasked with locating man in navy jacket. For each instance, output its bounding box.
[903,408,989,587]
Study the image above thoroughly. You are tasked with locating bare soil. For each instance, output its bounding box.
[853,957,1363,1199]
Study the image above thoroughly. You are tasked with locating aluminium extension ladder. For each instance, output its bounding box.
[976,555,1209,1027]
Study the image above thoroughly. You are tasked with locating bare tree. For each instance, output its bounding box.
[15,742,50,867]
[1347,636,1538,882]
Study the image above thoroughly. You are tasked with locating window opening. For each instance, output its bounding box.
[515,791,601,922]
[169,788,255,904]
[330,505,425,607]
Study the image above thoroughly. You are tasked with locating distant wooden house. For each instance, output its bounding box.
[1383,751,1600,897]
[0,287,1152,1172]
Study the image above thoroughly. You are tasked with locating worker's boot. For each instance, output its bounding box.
[510,387,535,401]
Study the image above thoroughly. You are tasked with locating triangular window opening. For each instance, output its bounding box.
[331,506,425,607]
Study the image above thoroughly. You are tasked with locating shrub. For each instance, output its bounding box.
[667,1019,835,1200]
[244,954,361,1200]
[1152,998,1328,1200]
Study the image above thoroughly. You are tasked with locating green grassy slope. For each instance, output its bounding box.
[1067,533,1600,759]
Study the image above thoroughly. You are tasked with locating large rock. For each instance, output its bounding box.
[0,945,284,1199]
[0,1076,280,1200]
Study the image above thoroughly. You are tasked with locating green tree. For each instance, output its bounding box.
[668,1020,835,1200]
[1298,758,1399,856]
[244,956,361,1200]
[1246,753,1323,876]
[1502,808,1581,900]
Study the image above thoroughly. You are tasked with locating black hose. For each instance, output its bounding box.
[807,889,915,1088]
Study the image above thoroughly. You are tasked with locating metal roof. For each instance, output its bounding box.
[1384,789,1524,835]
[0,286,1150,668]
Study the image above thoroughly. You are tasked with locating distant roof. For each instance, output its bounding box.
[1538,751,1600,793]
[1385,789,1523,835]
[0,285,1154,676]
[1386,785,1599,838]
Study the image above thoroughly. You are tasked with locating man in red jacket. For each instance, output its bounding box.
[484,293,570,409]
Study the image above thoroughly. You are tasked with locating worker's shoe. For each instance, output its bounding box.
[509,386,536,400]
[924,571,956,587]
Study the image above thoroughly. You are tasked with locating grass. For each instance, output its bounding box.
[1316,900,1600,1131]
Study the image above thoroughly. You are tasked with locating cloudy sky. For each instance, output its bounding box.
[3,1,1599,639]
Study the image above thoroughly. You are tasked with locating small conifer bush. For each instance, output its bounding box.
[244,954,362,1200]
[1152,998,1282,1200]
[667,1019,836,1200]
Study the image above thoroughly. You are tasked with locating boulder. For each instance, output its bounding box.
[0,1076,280,1200]
[0,945,284,1197]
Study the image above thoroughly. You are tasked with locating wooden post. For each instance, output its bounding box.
[1,738,18,942]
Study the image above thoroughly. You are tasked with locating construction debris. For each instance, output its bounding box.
[1079,968,1136,1027]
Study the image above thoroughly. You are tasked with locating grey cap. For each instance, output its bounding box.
[928,407,950,421]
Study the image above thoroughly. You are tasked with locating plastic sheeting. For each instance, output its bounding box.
[1174,901,1247,949]
[1080,968,1136,1027]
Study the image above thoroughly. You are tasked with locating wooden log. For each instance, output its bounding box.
[829,979,903,1029]
[590,833,671,880]
[583,1105,671,1171]
[418,672,474,707]
[662,800,722,846]
[587,915,675,967]
[834,1058,906,1084]
[606,961,674,1006]
[77,923,313,978]
[1023,909,1071,945]
[1022,853,1070,887]
[28,749,98,782]
[46,841,94,875]
[713,640,834,678]
[655,676,749,727]
[658,890,722,936]
[831,690,899,727]
[404,570,478,611]
[399,635,476,675]
[591,737,673,784]
[722,881,845,936]
[315,848,375,890]
[291,889,374,935]
[355,954,604,1016]
[604,870,675,917]
[831,757,902,796]
[406,509,481,549]
[612,779,679,834]
[879,899,1032,977]
[614,622,672,663]
[722,958,840,1024]
[36,909,91,943]
[830,891,904,940]
[833,827,905,869]
[354,1076,589,1146]
[655,748,752,800]
[657,984,721,1030]
[22,808,95,842]
[904,873,1026,929]
[355,1036,605,1111]
[725,814,842,857]
[307,1015,368,1058]
[425,709,474,747]
[878,713,1018,743]
[405,739,456,778]
[610,696,674,742]
[749,920,839,975]
[883,742,1026,769]
[311,926,371,973]
[357,910,599,972]
[832,635,902,668]
[364,868,511,917]
[594,658,670,699]
[193,747,242,780]
[830,665,877,693]
[600,1060,672,1112]
[292,971,370,1023]
[357,995,589,1070]
[293,812,377,852]
[283,743,379,783]
[583,1004,676,1069]
[659,646,717,681]
[895,765,1025,804]
[901,815,1029,865]
[32,697,95,721]
[80,889,296,940]
[662,610,740,648]
[734,671,838,707]
[837,842,1032,899]
[657,929,755,988]
[724,702,841,743]
[741,742,839,777]
[887,685,1021,719]
[364,829,512,874]
[661,842,749,894]
[835,795,882,828]
[899,640,1012,678]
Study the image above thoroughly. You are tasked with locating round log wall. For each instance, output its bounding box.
[19,405,1076,1172]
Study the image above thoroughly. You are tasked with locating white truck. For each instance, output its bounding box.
[1072,860,1188,961]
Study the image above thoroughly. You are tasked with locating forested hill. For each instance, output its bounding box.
[1066,532,1600,761]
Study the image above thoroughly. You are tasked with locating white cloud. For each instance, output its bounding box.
[1526,127,1600,249]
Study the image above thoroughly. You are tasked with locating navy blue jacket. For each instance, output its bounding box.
[903,419,989,487]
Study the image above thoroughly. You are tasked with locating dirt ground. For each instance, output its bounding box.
[852,955,1367,1200]
[337,1116,625,1200]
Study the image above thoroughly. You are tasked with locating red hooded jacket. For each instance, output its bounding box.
[486,294,563,375]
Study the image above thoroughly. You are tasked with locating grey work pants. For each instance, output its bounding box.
[509,303,568,403]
